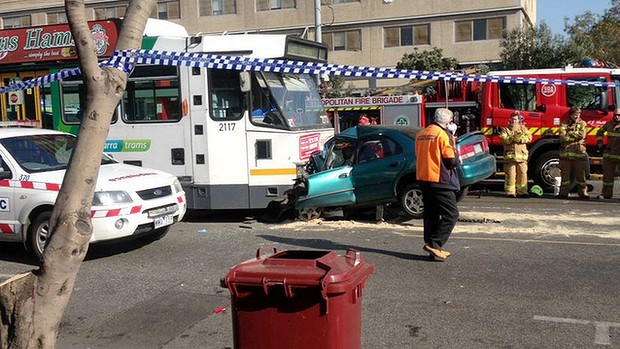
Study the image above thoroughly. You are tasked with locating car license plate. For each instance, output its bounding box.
[473,143,483,154]
[154,214,174,229]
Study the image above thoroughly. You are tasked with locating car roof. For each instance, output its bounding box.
[0,127,69,139]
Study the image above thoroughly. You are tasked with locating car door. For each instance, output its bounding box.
[351,134,406,204]
[296,138,357,210]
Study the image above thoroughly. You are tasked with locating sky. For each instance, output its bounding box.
[537,0,610,35]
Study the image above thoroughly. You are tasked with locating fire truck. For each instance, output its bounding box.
[417,63,618,190]
[322,94,425,133]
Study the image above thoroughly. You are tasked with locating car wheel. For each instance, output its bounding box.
[297,207,323,221]
[400,184,424,219]
[27,211,52,260]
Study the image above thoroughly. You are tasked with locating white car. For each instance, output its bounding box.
[0,127,187,259]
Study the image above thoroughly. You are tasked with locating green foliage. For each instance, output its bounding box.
[606,0,620,20]
[396,47,459,71]
[499,22,579,70]
[394,47,459,96]
[563,1,620,67]
[500,1,620,69]
[320,75,347,98]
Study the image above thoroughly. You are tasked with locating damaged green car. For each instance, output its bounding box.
[292,125,496,220]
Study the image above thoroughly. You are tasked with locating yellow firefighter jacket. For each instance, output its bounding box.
[596,120,620,160]
[559,118,587,159]
[499,124,532,163]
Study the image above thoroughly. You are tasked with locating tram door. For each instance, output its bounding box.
[0,71,48,126]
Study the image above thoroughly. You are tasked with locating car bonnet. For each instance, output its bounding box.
[96,163,174,191]
[11,164,174,193]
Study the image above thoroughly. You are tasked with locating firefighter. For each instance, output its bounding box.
[358,112,370,125]
[499,111,532,198]
[596,108,620,199]
[558,106,589,199]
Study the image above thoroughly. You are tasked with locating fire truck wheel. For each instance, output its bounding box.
[399,184,424,219]
[27,211,52,260]
[532,150,560,191]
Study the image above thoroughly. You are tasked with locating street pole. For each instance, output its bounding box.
[314,0,322,43]
[314,0,323,88]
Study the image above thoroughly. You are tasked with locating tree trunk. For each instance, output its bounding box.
[0,1,155,348]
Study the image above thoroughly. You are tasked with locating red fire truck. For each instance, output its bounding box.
[322,94,425,133]
[426,63,618,190]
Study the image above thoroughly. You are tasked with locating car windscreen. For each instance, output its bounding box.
[1,134,115,173]
[324,138,357,169]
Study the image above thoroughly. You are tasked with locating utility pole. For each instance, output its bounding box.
[314,0,322,43]
[314,0,323,87]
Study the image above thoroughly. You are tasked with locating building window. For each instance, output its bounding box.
[328,0,360,4]
[47,12,68,25]
[2,15,31,29]
[200,0,237,16]
[384,24,430,47]
[94,6,126,20]
[322,30,361,51]
[157,1,180,19]
[257,0,296,11]
[455,17,505,42]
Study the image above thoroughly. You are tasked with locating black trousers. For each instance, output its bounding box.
[420,185,459,249]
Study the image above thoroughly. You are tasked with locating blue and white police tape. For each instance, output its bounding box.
[109,49,617,87]
[0,58,131,95]
[1,49,618,95]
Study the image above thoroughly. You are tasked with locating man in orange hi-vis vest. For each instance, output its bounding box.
[415,108,460,261]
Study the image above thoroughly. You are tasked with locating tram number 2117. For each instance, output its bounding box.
[219,123,236,131]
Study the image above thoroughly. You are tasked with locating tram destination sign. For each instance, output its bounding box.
[0,19,120,65]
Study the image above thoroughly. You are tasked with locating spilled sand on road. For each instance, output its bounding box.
[273,209,620,239]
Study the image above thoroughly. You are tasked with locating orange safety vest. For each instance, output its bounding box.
[415,123,460,190]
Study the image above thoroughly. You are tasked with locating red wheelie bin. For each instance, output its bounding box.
[223,247,374,349]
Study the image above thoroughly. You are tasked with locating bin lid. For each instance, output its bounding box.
[225,247,374,298]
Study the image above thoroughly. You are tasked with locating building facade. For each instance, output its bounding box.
[0,0,536,88]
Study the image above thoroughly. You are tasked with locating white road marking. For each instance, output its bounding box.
[534,315,620,345]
